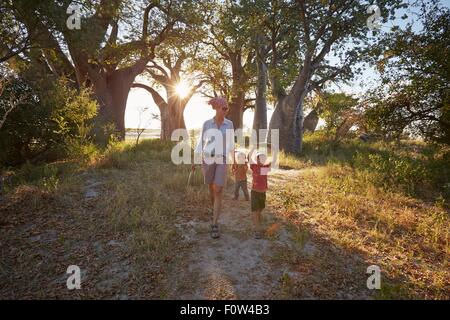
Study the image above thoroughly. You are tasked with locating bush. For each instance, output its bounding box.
[0,77,98,166]
[64,138,99,164]
[353,151,426,195]
[298,132,449,201]
[96,139,175,169]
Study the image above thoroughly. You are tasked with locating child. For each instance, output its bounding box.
[249,150,271,239]
[232,151,249,201]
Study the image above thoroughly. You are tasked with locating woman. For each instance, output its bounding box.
[193,97,234,239]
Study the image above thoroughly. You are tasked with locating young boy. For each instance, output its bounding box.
[232,151,249,201]
[249,150,271,239]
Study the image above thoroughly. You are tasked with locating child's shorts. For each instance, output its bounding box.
[251,190,266,211]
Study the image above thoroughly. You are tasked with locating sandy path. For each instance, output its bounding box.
[167,170,303,299]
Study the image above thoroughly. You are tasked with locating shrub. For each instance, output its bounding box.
[353,151,427,195]
[0,77,98,166]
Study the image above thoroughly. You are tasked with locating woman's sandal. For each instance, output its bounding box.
[210,224,220,239]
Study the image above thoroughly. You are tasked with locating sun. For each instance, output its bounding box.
[175,81,190,98]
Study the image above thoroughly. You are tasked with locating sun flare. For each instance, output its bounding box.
[175,81,190,98]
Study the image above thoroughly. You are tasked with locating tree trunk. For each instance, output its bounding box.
[160,106,171,140]
[227,52,248,129]
[161,95,187,140]
[269,91,306,154]
[269,62,312,154]
[253,41,268,136]
[91,73,132,139]
[89,61,148,140]
[303,109,319,133]
[269,97,294,152]
[160,104,187,140]
[228,92,244,129]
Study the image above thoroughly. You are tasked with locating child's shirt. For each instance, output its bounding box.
[250,163,271,192]
[232,163,248,181]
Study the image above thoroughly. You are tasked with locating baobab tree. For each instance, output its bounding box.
[132,53,206,140]
[200,0,255,129]
[4,0,196,139]
[240,0,300,135]
[268,0,404,153]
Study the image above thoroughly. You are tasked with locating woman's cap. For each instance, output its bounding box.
[208,97,228,109]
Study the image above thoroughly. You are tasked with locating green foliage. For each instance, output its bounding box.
[0,77,52,165]
[298,132,450,201]
[0,76,98,166]
[9,161,69,192]
[64,138,99,163]
[366,5,450,144]
[47,78,97,142]
[353,151,426,195]
[318,92,359,136]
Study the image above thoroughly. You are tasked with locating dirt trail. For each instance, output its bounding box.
[165,168,375,300]
[167,169,308,299]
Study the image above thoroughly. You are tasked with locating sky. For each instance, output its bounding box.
[125,0,450,131]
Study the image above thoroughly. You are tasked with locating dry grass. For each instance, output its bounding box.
[0,139,209,299]
[1,136,448,299]
[269,160,449,299]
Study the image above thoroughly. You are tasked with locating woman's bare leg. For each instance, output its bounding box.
[212,184,223,226]
[208,184,215,207]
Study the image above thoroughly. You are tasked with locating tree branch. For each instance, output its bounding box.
[147,60,169,78]
[132,83,167,109]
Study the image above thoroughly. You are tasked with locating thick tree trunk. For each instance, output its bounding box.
[91,72,133,140]
[269,97,294,153]
[228,92,245,129]
[105,74,133,138]
[160,107,186,140]
[269,68,311,154]
[89,60,148,140]
[253,48,268,135]
[303,109,319,133]
[161,95,187,140]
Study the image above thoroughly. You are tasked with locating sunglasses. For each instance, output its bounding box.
[222,107,229,111]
